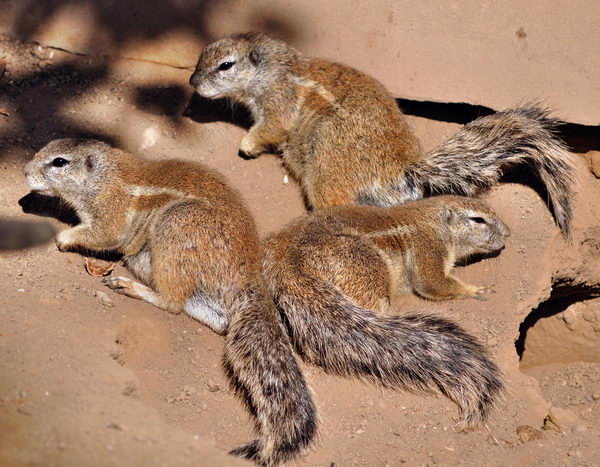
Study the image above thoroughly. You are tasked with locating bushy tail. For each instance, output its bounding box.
[265,270,503,429]
[408,105,577,236]
[224,286,318,466]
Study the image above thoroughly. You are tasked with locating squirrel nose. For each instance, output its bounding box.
[189,72,200,88]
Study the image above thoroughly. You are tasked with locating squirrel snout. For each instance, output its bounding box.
[499,222,511,238]
[189,72,200,88]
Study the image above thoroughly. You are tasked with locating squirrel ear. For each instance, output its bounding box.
[85,154,94,171]
[249,49,261,66]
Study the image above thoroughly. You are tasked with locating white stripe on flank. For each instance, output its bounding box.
[125,185,190,198]
[290,75,337,104]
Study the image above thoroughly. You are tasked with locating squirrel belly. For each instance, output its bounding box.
[262,196,508,429]
[190,32,577,236]
[23,138,318,466]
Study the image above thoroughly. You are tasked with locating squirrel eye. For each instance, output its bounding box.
[217,61,235,71]
[50,157,69,167]
[469,216,487,224]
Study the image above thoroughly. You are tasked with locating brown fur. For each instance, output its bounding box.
[190,32,576,236]
[262,196,508,429]
[23,139,318,466]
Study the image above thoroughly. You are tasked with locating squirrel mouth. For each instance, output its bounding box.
[487,241,506,251]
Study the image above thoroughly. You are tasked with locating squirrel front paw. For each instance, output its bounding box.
[55,230,75,252]
[462,284,496,301]
[238,134,264,159]
[103,276,140,299]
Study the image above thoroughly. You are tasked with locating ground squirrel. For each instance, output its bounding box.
[262,196,508,429]
[190,32,576,236]
[23,139,318,466]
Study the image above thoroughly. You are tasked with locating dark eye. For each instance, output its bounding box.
[50,157,69,167]
[217,61,235,71]
[470,216,487,224]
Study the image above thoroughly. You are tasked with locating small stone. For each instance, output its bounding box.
[592,392,600,401]
[567,449,581,458]
[582,308,598,323]
[590,152,600,178]
[207,381,221,393]
[562,309,576,327]
[95,290,114,308]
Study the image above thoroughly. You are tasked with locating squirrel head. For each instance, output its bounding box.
[24,139,111,198]
[189,32,297,99]
[439,196,511,259]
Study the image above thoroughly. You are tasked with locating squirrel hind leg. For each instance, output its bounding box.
[102,276,183,312]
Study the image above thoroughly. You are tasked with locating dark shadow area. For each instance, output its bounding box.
[0,218,55,250]
[18,192,122,261]
[0,57,120,159]
[560,123,600,154]
[19,192,80,225]
[499,164,558,224]
[182,92,253,129]
[135,84,189,118]
[397,98,600,154]
[515,280,600,358]
[3,0,221,50]
[397,99,495,125]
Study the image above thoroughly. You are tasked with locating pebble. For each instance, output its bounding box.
[207,380,221,393]
[95,290,114,308]
[562,309,576,326]
[592,391,600,401]
[590,152,600,178]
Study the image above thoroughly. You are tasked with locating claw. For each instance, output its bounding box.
[103,276,132,291]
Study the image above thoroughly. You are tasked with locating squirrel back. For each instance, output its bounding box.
[190,33,576,236]
[23,139,318,466]
[262,196,507,428]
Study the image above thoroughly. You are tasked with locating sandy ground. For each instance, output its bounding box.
[1,35,599,466]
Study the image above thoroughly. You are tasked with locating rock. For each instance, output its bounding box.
[592,391,600,401]
[516,425,544,443]
[140,126,160,150]
[94,290,114,308]
[562,309,576,328]
[207,380,221,393]
[590,152,600,178]
[582,308,598,322]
